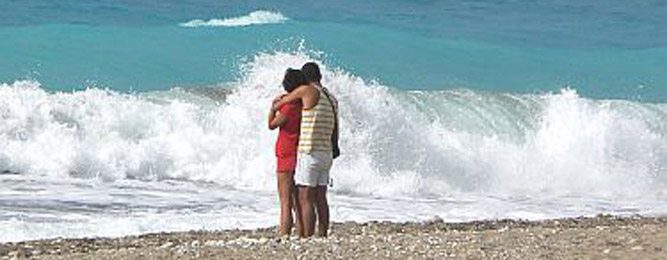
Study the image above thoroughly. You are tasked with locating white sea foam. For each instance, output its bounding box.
[0,52,665,198]
[179,10,288,27]
[0,51,666,242]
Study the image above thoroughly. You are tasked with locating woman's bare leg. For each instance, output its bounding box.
[277,172,294,236]
[314,186,329,237]
[292,188,305,237]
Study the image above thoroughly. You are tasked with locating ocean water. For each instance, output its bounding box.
[1,1,666,242]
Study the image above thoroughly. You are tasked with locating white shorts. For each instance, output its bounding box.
[294,151,333,187]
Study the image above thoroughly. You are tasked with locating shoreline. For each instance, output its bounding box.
[2,215,666,259]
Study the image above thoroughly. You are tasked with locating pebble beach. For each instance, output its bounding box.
[2,215,666,259]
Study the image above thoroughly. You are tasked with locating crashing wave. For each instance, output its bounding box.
[0,51,666,199]
[179,10,288,27]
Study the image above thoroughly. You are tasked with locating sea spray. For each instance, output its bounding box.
[0,51,666,241]
[1,51,666,198]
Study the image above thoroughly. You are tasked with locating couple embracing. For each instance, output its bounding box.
[268,62,340,238]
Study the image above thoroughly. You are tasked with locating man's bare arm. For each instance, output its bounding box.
[271,85,308,111]
[331,99,340,158]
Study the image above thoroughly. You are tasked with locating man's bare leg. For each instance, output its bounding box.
[277,172,294,236]
[297,185,316,237]
[314,185,329,237]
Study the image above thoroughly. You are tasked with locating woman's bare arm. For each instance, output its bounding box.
[268,108,288,130]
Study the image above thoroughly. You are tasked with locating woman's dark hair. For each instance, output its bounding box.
[282,68,306,92]
[301,62,322,83]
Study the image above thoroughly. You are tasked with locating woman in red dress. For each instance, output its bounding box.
[268,69,306,237]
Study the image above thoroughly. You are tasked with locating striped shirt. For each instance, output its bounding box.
[298,85,337,153]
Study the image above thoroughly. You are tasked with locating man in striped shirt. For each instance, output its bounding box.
[270,62,339,237]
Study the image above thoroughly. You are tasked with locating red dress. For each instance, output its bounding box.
[276,101,301,172]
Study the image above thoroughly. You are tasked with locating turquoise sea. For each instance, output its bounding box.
[1,0,666,100]
[0,0,666,241]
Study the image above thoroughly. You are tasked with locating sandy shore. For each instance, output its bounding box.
[2,215,666,259]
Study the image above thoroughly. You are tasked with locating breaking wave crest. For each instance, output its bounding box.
[0,51,666,200]
[179,10,288,28]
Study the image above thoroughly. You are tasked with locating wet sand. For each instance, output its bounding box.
[2,215,666,259]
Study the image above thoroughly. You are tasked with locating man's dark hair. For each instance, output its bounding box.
[301,62,322,83]
[282,68,306,92]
